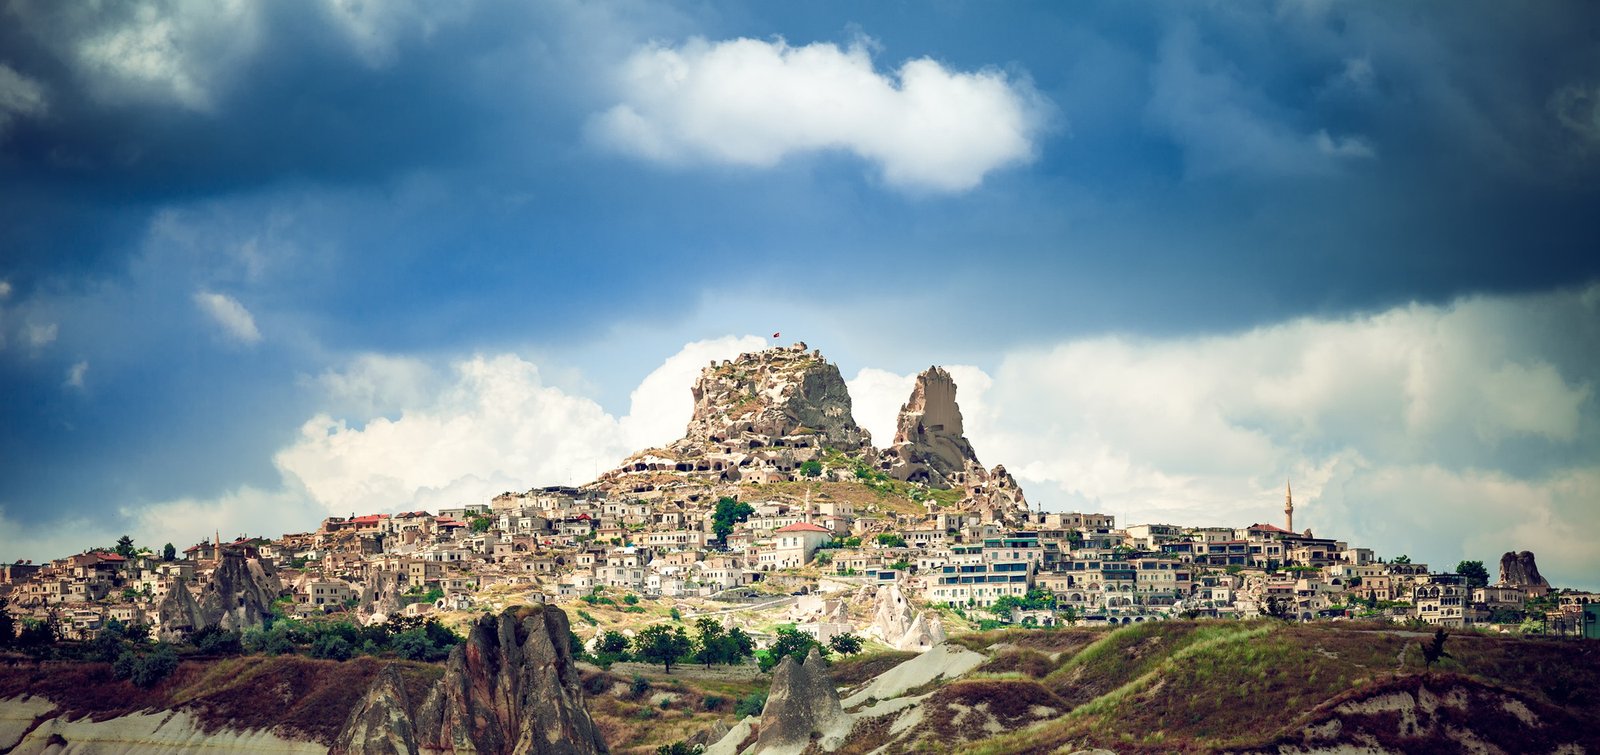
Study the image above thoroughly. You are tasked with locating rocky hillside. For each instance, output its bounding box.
[701,620,1600,755]
[0,605,604,755]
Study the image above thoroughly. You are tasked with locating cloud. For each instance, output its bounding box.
[1147,23,1375,177]
[850,285,1600,588]
[0,63,48,137]
[24,321,57,348]
[618,335,769,450]
[63,0,263,111]
[591,35,1049,192]
[0,280,11,299]
[64,360,88,390]
[276,336,763,516]
[193,290,261,343]
[1551,82,1600,150]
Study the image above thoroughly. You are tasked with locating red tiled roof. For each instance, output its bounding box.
[775,522,831,534]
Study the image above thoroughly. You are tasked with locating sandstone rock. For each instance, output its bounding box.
[681,345,871,453]
[868,583,946,652]
[757,647,847,754]
[1498,550,1548,588]
[415,604,605,754]
[879,367,1029,525]
[155,578,206,640]
[198,552,283,632]
[332,664,418,755]
[884,367,978,487]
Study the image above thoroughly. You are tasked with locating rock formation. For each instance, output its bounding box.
[682,343,871,453]
[1499,550,1549,590]
[154,578,206,640]
[884,367,979,487]
[879,367,1029,523]
[414,604,605,754]
[360,568,405,621]
[332,664,419,755]
[868,583,946,652]
[757,647,848,754]
[198,552,282,632]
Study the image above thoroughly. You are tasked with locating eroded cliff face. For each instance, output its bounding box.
[414,604,606,754]
[881,367,1029,523]
[200,552,283,632]
[884,367,979,487]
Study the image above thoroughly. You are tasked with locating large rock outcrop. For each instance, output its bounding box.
[682,343,871,453]
[333,664,419,755]
[879,367,1028,523]
[154,578,207,640]
[756,647,848,754]
[884,367,979,487]
[414,604,605,754]
[1499,550,1549,590]
[198,552,282,632]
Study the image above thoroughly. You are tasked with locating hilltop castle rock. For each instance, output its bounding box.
[683,343,870,452]
[413,604,605,754]
[602,343,873,487]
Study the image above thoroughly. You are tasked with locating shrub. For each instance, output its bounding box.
[629,674,651,700]
[310,634,354,661]
[702,694,725,711]
[734,692,767,718]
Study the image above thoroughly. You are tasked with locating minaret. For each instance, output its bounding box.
[1284,481,1294,532]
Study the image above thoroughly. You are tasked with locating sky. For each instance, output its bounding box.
[1,0,1597,588]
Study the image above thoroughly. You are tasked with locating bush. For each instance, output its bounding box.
[702,694,725,711]
[629,674,651,700]
[113,643,180,688]
[734,692,767,718]
[310,634,354,661]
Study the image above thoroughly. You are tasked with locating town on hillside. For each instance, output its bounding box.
[4,344,1597,647]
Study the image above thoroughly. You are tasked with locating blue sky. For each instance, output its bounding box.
[1,1,1597,588]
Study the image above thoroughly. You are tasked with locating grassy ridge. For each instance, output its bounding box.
[959,621,1600,754]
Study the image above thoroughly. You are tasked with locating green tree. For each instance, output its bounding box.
[656,742,704,755]
[712,497,755,544]
[1455,560,1489,588]
[1392,554,1412,564]
[469,516,493,533]
[161,543,176,562]
[827,633,863,655]
[115,535,136,558]
[1421,628,1452,669]
[875,533,906,548]
[798,460,823,478]
[760,627,822,672]
[597,630,632,664]
[633,624,693,673]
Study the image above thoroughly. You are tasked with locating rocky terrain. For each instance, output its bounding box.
[0,605,603,755]
[694,619,1600,755]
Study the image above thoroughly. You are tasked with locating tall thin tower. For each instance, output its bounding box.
[1284,481,1294,532]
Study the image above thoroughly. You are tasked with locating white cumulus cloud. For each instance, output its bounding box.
[64,360,89,390]
[194,290,261,343]
[591,36,1049,192]
[276,335,763,516]
[850,286,1600,588]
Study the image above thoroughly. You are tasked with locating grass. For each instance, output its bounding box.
[961,621,1600,754]
[0,655,443,745]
